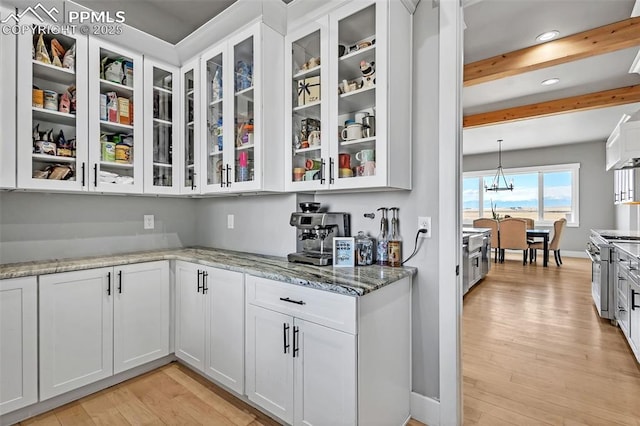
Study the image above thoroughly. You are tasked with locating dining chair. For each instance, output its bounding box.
[473,218,499,263]
[496,218,529,265]
[522,218,534,229]
[529,218,567,266]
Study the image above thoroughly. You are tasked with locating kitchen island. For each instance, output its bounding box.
[462,227,491,295]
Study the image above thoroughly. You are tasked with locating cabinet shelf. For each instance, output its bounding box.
[100,120,134,132]
[100,161,133,170]
[293,65,321,80]
[294,146,322,154]
[153,86,172,94]
[209,150,224,157]
[32,154,76,164]
[339,44,375,62]
[293,101,321,112]
[153,118,173,126]
[153,162,173,168]
[235,143,255,151]
[32,60,76,85]
[32,107,76,125]
[100,79,134,96]
[209,98,223,107]
[235,86,254,100]
[186,89,194,98]
[338,85,375,115]
[340,136,376,146]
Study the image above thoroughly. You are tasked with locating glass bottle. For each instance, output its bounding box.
[388,207,402,267]
[376,207,389,266]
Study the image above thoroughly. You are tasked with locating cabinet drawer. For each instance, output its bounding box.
[245,275,356,334]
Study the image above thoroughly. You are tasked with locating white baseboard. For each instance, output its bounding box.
[411,392,440,426]
[561,250,588,259]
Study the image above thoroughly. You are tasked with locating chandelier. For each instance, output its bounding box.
[485,139,514,192]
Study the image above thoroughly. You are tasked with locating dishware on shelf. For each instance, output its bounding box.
[363,160,376,176]
[308,130,321,146]
[304,170,319,181]
[339,153,351,169]
[355,149,375,163]
[293,167,305,181]
[362,115,376,137]
[299,202,321,212]
[341,123,363,141]
[305,158,322,170]
[339,168,353,178]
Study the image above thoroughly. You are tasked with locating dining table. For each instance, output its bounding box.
[527,229,551,267]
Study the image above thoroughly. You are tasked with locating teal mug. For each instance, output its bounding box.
[355,149,375,163]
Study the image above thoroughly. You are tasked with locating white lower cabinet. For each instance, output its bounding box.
[0,277,38,415]
[39,261,170,400]
[629,280,640,362]
[245,275,410,426]
[175,261,245,394]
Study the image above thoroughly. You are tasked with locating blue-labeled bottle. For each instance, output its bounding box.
[376,207,389,266]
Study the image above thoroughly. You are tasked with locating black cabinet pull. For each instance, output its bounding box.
[632,290,639,310]
[197,270,203,293]
[279,297,305,305]
[220,167,225,188]
[329,158,335,184]
[93,164,98,187]
[117,271,122,294]
[226,165,231,187]
[81,162,86,187]
[293,326,299,358]
[202,271,208,294]
[107,272,111,295]
[283,323,290,354]
[320,159,326,184]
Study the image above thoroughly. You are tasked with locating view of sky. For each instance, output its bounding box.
[463,171,572,209]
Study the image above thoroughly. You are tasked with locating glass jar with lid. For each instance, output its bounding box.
[355,231,374,266]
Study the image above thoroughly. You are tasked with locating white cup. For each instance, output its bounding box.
[341,123,363,141]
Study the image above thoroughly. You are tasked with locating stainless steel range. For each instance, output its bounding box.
[588,230,640,323]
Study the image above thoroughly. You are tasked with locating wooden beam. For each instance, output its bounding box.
[463,85,640,128]
[464,17,640,87]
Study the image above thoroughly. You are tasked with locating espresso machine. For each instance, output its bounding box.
[288,203,351,266]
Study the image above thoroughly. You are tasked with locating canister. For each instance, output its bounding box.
[115,144,132,164]
[32,88,44,108]
[43,90,58,111]
[355,231,374,265]
[101,141,116,162]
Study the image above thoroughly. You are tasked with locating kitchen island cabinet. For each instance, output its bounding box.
[39,261,169,400]
[0,277,38,415]
[612,243,640,363]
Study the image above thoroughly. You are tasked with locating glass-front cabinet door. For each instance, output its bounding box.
[143,60,179,194]
[17,21,88,191]
[201,45,227,193]
[330,1,383,189]
[284,21,329,191]
[88,39,143,193]
[180,59,200,194]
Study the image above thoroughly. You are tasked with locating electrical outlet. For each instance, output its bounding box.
[227,214,234,229]
[143,215,154,230]
[418,216,431,238]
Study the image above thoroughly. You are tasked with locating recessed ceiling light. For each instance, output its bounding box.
[541,78,560,86]
[536,30,559,42]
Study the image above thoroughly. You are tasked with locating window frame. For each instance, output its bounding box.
[463,163,580,228]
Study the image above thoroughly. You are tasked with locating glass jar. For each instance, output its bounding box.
[355,231,374,266]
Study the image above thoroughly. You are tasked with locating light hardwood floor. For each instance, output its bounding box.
[463,253,640,425]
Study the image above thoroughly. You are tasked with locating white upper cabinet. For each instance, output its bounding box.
[143,60,180,194]
[285,0,412,192]
[0,6,16,189]
[88,38,143,193]
[200,22,284,194]
[17,20,89,191]
[180,58,201,194]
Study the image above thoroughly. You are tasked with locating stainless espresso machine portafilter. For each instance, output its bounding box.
[288,203,351,266]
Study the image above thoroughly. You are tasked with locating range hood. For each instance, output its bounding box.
[606,111,640,171]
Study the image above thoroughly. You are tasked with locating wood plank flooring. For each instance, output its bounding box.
[463,253,640,425]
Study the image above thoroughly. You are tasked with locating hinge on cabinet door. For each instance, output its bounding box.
[456,265,460,276]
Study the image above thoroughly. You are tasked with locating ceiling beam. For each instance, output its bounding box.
[463,85,640,128]
[464,17,640,87]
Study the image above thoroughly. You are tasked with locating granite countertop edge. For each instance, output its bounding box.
[0,247,417,297]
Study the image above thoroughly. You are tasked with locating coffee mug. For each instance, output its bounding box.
[339,153,351,169]
[355,149,375,163]
[305,158,321,170]
[341,123,363,141]
[304,170,319,181]
[363,160,376,176]
[293,167,305,182]
[308,130,321,146]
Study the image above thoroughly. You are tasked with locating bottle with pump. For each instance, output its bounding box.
[388,207,402,267]
[376,207,389,266]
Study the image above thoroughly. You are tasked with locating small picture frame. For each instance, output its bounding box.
[333,237,355,267]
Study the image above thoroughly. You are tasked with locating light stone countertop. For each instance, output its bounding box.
[0,247,417,297]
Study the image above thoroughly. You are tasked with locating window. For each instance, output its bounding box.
[463,163,579,227]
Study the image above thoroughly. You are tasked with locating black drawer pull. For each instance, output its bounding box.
[197,270,203,293]
[280,297,305,305]
[633,290,640,310]
[202,271,208,294]
[117,271,122,294]
[293,326,299,358]
[107,272,111,295]
[283,323,290,354]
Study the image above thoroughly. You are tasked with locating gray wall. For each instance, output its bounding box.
[194,193,298,257]
[463,141,614,252]
[0,192,198,263]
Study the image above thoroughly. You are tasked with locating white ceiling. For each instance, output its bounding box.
[462,0,640,155]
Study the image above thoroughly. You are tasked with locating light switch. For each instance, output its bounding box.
[144,215,154,230]
[227,214,234,229]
